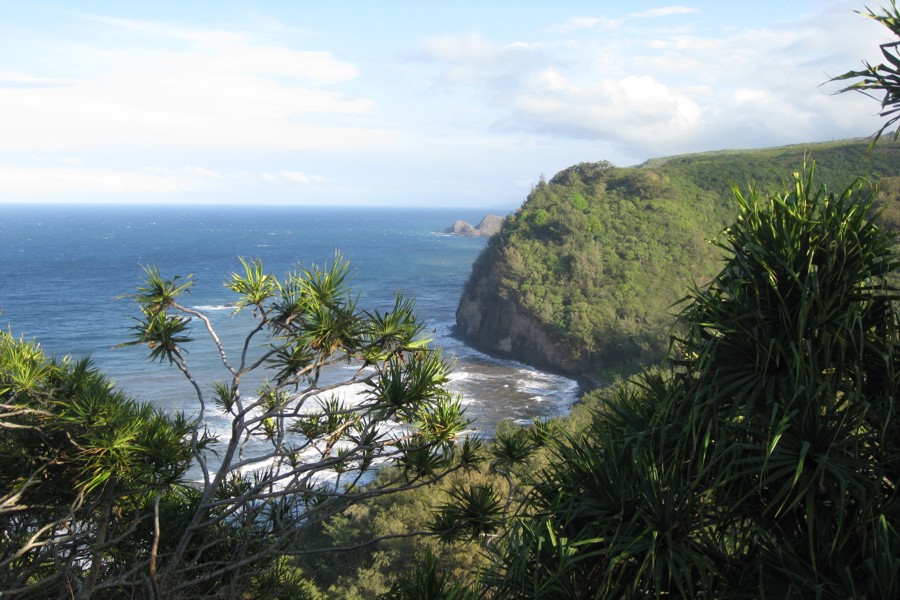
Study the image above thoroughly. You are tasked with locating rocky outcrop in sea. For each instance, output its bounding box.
[446,214,504,237]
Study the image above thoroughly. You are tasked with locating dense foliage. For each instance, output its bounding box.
[293,416,563,598]
[424,166,900,598]
[1,255,472,599]
[466,139,900,377]
[8,5,900,597]
[0,333,195,597]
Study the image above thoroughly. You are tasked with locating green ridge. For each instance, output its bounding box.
[463,138,900,379]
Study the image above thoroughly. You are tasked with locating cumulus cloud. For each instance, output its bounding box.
[416,0,885,158]
[510,73,702,148]
[0,1,889,205]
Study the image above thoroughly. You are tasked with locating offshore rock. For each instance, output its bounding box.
[446,215,504,237]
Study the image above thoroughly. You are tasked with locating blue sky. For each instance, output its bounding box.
[0,1,889,207]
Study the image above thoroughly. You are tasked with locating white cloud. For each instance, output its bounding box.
[0,16,390,154]
[629,6,699,19]
[281,171,325,184]
[551,16,600,31]
[546,6,695,34]
[533,68,568,92]
[421,34,501,63]
[547,16,622,33]
[0,163,326,201]
[0,73,76,89]
[416,0,885,159]
[511,73,702,148]
[0,166,200,195]
[0,1,889,205]
[181,166,221,178]
[87,16,360,85]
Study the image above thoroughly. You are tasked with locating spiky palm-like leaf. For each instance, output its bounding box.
[431,484,506,543]
[487,165,900,598]
[6,249,477,598]
[226,256,279,311]
[831,0,900,145]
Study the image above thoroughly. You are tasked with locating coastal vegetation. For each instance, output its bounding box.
[4,2,900,598]
[302,163,900,598]
[464,166,900,597]
[306,5,900,595]
[1,255,472,598]
[457,139,900,379]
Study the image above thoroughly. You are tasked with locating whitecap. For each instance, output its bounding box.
[191,304,234,311]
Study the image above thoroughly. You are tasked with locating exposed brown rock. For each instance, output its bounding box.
[446,214,504,237]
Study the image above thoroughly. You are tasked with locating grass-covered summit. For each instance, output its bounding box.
[456,138,900,380]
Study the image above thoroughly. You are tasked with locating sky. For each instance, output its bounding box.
[0,0,892,207]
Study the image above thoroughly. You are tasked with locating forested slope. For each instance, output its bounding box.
[456,138,900,379]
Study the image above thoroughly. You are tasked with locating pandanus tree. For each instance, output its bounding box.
[1,253,473,599]
[0,332,196,599]
[831,0,900,144]
[469,167,900,598]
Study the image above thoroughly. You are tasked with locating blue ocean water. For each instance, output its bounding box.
[0,204,577,435]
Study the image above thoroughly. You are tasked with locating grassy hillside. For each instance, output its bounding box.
[648,138,900,196]
[463,138,900,378]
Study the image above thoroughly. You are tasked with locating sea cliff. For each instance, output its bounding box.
[455,241,576,374]
[455,139,900,381]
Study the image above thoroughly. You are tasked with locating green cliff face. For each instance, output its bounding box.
[456,139,900,380]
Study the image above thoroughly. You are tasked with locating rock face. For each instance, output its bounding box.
[457,141,900,383]
[446,214,505,237]
[455,242,582,376]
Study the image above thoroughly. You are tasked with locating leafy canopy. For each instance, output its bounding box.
[2,253,472,599]
[475,166,900,598]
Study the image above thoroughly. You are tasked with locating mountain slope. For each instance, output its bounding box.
[455,139,900,381]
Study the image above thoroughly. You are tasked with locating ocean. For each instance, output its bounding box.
[0,204,578,436]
